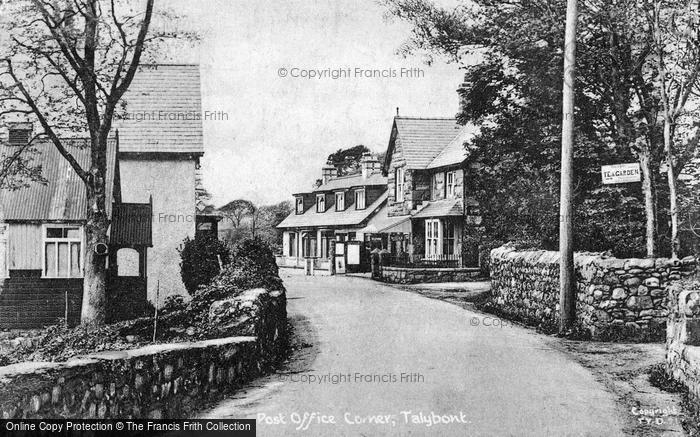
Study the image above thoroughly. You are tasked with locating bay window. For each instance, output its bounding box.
[43,225,83,278]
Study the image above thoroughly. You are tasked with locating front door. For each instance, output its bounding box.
[334,241,346,274]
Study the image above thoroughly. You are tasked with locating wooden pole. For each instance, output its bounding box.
[152,280,160,342]
[559,0,578,333]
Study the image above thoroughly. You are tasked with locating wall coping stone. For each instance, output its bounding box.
[0,336,257,382]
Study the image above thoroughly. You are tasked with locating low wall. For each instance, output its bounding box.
[380,266,482,284]
[0,287,287,419]
[0,337,259,419]
[490,246,697,341]
[666,284,700,402]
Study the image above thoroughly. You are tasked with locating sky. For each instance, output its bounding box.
[166,0,465,206]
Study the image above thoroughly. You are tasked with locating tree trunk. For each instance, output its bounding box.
[80,157,109,325]
[639,144,658,258]
[664,118,680,258]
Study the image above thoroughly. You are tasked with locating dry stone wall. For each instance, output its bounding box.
[666,284,700,402]
[490,246,696,341]
[0,287,286,419]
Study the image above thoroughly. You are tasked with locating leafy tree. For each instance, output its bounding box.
[326,145,370,176]
[219,198,255,228]
[0,0,192,325]
[383,0,699,257]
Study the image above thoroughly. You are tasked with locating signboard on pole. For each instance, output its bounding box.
[601,163,641,184]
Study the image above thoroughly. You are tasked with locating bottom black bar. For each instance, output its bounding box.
[0,419,256,437]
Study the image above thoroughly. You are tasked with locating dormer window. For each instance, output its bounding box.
[316,194,326,213]
[335,192,345,211]
[8,128,31,145]
[355,189,366,210]
[296,197,304,214]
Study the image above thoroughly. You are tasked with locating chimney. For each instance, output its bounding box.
[322,164,338,185]
[361,152,379,179]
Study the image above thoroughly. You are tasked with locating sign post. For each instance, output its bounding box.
[601,163,641,184]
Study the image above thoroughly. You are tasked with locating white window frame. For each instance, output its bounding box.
[316,194,326,213]
[446,171,457,198]
[425,219,442,258]
[296,197,304,214]
[0,224,8,278]
[355,188,366,210]
[335,191,345,211]
[42,224,84,278]
[395,167,405,202]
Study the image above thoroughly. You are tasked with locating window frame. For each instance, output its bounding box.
[445,171,457,198]
[355,188,366,210]
[295,197,304,214]
[316,194,326,213]
[335,191,345,211]
[42,224,84,278]
[425,219,442,258]
[395,167,405,202]
[0,224,7,278]
[443,220,456,255]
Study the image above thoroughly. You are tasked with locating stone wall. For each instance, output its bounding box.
[490,246,697,341]
[0,287,287,419]
[666,284,700,402]
[380,266,482,284]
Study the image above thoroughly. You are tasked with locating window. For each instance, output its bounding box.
[0,224,7,278]
[395,167,405,202]
[335,192,345,211]
[445,171,457,198]
[425,219,441,258]
[296,197,304,214]
[316,194,326,213]
[289,232,297,257]
[8,129,31,145]
[443,221,456,255]
[43,225,82,278]
[355,189,366,210]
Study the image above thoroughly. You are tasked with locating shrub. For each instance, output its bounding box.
[188,238,283,317]
[179,234,231,295]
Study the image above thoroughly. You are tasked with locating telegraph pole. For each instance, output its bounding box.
[559,0,578,333]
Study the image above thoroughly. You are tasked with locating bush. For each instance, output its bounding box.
[188,238,283,317]
[179,234,231,295]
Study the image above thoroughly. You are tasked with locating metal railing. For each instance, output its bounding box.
[386,253,462,268]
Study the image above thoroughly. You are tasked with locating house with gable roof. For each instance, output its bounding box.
[381,115,481,266]
[0,63,206,328]
[115,64,205,301]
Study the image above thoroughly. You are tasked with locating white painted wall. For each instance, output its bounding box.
[119,158,196,302]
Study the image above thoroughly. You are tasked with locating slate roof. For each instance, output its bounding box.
[115,64,204,155]
[314,171,387,192]
[0,138,118,221]
[277,192,387,229]
[427,123,479,169]
[110,202,153,246]
[359,204,412,234]
[392,117,462,169]
[412,198,464,218]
